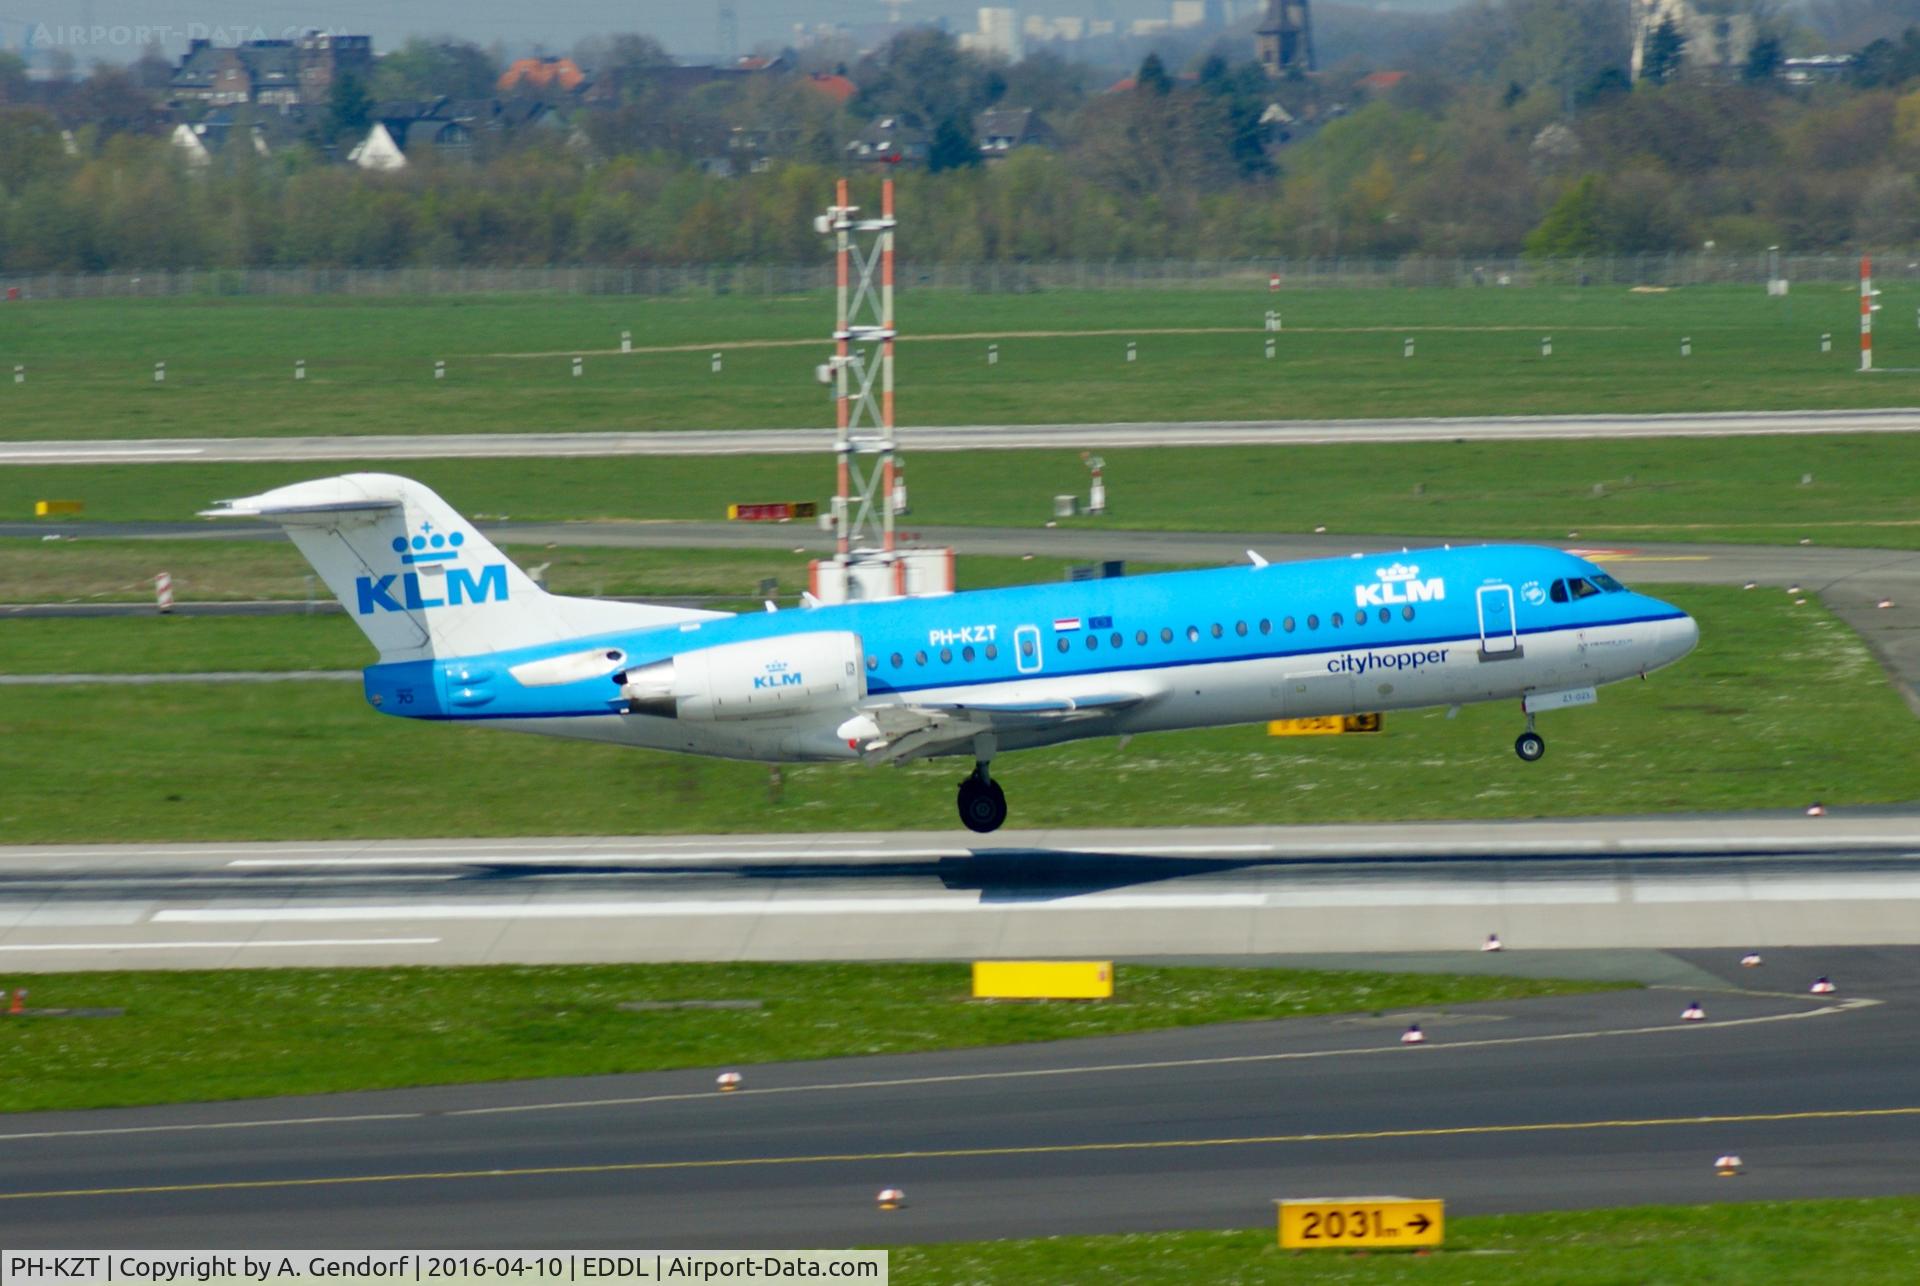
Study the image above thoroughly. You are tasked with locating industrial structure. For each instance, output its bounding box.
[1256,0,1315,76]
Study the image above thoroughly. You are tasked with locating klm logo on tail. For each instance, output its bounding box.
[354,523,510,615]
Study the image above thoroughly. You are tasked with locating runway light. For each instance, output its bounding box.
[876,1187,905,1210]
[1740,952,1763,968]
[1481,934,1504,953]
[1806,802,1826,817]
[1715,1154,1744,1177]
[1681,1001,1706,1022]
[715,1071,743,1092]
[8,988,24,1016]
[1811,977,1837,994]
[1400,1023,1426,1045]
[1879,599,1895,609]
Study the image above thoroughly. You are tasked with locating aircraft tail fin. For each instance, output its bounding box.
[202,473,722,662]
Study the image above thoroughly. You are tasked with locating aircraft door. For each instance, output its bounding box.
[1477,584,1521,659]
[1014,624,1043,674]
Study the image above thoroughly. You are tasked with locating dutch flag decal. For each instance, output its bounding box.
[1053,617,1082,631]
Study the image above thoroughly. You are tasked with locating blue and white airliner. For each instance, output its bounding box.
[207,473,1699,833]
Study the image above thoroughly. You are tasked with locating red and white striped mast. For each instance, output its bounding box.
[1861,254,1879,373]
[820,174,899,590]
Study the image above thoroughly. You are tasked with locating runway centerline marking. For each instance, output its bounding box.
[0,996,1875,1143]
[5,1105,1916,1203]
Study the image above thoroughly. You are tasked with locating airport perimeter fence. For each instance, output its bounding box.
[3,253,1913,300]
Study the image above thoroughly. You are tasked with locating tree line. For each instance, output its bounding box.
[7,6,1920,271]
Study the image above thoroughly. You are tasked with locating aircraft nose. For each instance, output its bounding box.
[1661,611,1700,664]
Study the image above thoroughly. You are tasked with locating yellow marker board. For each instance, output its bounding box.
[972,961,1113,1000]
[1277,1197,1443,1250]
[34,500,84,517]
[1267,713,1382,736]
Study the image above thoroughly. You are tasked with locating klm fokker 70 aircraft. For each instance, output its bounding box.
[207,474,1698,833]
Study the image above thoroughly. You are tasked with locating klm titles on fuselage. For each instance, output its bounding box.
[1355,563,1446,609]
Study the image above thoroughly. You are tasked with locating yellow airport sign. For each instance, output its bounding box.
[1268,713,1382,736]
[971,961,1113,1000]
[1277,1196,1443,1250]
[34,499,84,517]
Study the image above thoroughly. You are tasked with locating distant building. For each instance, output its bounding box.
[498,57,587,96]
[346,101,474,171]
[847,113,929,166]
[1631,0,1755,80]
[169,32,371,108]
[169,109,307,168]
[1355,70,1406,95]
[958,8,1023,61]
[1257,0,1315,77]
[1780,54,1854,84]
[804,72,858,105]
[975,107,1054,160]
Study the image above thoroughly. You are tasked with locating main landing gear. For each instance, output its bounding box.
[957,761,1008,834]
[1514,711,1546,762]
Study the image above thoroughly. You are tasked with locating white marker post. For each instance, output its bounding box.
[1403,337,1414,358]
[434,360,446,380]
[1126,341,1136,364]
[154,572,174,614]
[1680,337,1691,357]
[12,365,21,385]
[621,330,632,354]
[1540,337,1552,357]
[1264,338,1275,360]
[295,359,306,381]
[153,361,166,383]
[711,352,722,374]
[1821,333,1832,353]
[571,356,583,378]
[987,343,998,366]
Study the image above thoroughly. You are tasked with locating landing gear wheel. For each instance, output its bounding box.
[957,776,1008,834]
[1515,731,1546,762]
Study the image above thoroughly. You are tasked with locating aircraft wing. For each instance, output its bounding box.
[844,689,1153,763]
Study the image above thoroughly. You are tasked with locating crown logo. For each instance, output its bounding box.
[1375,562,1420,582]
[391,522,467,565]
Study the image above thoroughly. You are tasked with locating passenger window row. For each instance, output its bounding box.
[864,605,1418,671]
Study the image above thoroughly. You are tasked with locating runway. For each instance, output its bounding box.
[1,946,1916,1247]
[3,813,1919,970]
[4,406,1920,463]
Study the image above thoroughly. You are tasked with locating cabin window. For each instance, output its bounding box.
[1379,608,1391,624]
[1352,610,1365,628]
[1307,615,1319,630]
[1186,625,1200,642]
[1019,637,1034,658]
[1085,634,1098,650]
[1057,637,1071,653]
[1210,623,1224,639]
[1331,613,1343,628]
[1235,621,1248,636]
[1161,627,1175,643]
[985,643,998,661]
[1402,606,1415,621]
[1259,619,1271,635]
[890,653,903,668]
[1283,616,1295,632]
[1136,630,1149,645]
[866,655,878,671]
[914,650,927,665]
[1111,632,1123,649]
[963,646,976,662]
[939,647,953,663]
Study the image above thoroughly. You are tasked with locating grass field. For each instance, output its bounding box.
[7,431,1919,548]
[0,539,1119,612]
[0,586,1908,842]
[891,1199,1920,1283]
[7,286,1920,440]
[0,963,1618,1112]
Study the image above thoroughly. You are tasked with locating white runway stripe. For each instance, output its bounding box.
[0,937,441,952]
[153,894,1267,922]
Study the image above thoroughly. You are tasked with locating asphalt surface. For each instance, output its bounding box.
[3,407,1919,463]
[1,945,1914,1248]
[4,814,1919,970]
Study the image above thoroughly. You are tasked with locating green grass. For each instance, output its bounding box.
[0,586,1909,843]
[0,539,1119,613]
[6,431,1919,548]
[891,1199,1920,1283]
[0,963,1619,1112]
[5,286,1920,440]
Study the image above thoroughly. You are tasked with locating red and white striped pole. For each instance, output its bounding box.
[1861,255,1877,373]
[833,177,851,559]
[154,571,174,614]
[880,176,896,558]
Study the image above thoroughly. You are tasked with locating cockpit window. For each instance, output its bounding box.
[1592,573,1626,593]
[1549,580,1569,603]
[1569,577,1601,600]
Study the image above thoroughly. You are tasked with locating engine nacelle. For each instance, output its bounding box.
[618,630,866,721]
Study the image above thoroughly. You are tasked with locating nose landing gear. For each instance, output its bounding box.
[957,761,1008,833]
